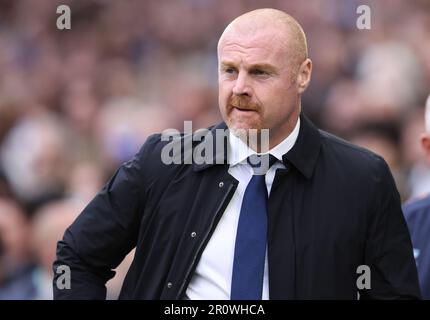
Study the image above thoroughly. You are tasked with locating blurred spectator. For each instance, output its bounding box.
[0,113,70,215]
[66,161,105,204]
[403,94,430,299]
[356,42,424,118]
[30,199,80,299]
[401,107,430,199]
[349,120,409,201]
[94,98,172,171]
[0,198,34,299]
[0,197,134,300]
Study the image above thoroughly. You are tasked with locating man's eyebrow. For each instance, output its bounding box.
[249,63,277,73]
[220,61,236,68]
[220,62,277,72]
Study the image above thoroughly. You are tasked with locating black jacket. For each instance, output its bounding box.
[53,114,421,299]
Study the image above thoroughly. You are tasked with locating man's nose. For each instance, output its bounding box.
[232,72,251,96]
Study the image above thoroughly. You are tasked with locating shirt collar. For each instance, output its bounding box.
[228,117,301,167]
[192,113,321,179]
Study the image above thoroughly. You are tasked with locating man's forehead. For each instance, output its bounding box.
[219,45,278,65]
[220,24,286,47]
[218,30,288,65]
[218,10,307,67]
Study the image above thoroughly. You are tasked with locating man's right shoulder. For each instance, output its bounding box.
[134,122,224,177]
[139,123,219,163]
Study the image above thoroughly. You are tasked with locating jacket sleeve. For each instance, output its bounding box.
[361,157,421,299]
[52,134,159,299]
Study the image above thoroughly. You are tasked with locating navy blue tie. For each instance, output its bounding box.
[231,154,277,300]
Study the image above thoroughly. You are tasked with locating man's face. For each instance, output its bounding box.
[218,26,302,143]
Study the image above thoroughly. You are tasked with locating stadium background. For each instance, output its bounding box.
[0,0,429,299]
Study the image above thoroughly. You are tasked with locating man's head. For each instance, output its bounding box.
[217,8,312,148]
[421,94,430,160]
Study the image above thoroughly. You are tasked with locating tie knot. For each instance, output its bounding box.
[247,154,277,175]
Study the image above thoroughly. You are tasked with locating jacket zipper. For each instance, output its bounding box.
[176,183,235,299]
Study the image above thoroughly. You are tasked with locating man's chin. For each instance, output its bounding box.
[229,126,271,152]
[230,127,249,140]
[229,125,265,138]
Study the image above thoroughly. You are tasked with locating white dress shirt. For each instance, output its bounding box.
[185,118,300,300]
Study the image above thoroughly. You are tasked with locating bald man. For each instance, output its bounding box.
[54,9,420,300]
[403,94,430,299]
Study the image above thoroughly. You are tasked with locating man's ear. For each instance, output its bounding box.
[297,58,312,94]
[420,133,430,162]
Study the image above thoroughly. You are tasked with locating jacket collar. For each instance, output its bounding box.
[192,113,321,179]
[227,118,300,167]
[191,122,229,172]
[282,113,321,179]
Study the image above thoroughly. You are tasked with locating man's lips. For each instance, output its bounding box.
[231,105,258,112]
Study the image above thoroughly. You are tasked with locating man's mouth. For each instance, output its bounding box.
[231,105,257,112]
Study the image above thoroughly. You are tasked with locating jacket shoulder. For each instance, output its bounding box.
[134,123,222,180]
[318,129,390,177]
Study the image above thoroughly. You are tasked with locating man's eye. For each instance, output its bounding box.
[224,68,236,74]
[252,69,268,76]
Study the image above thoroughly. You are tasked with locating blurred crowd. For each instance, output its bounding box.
[0,0,429,299]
